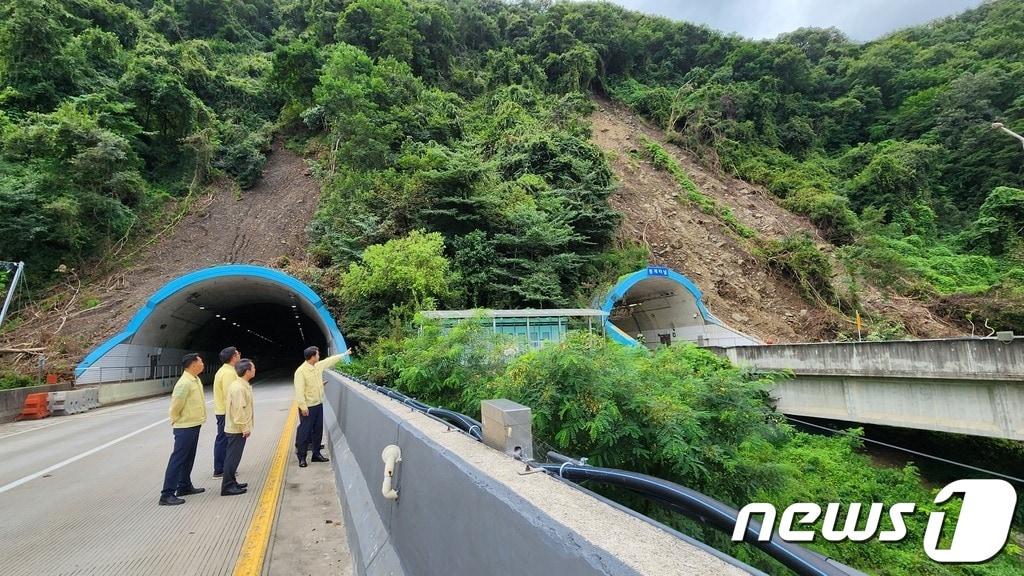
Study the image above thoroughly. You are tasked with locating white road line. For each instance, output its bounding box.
[0,398,217,495]
[0,417,169,495]
[0,389,292,494]
[0,396,169,440]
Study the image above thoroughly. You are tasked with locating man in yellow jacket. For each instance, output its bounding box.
[212,346,240,478]
[294,345,350,467]
[222,358,255,496]
[160,353,207,506]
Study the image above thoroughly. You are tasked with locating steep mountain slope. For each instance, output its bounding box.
[0,142,321,374]
[591,97,961,342]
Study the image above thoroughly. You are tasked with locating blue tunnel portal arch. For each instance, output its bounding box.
[76,265,348,379]
[601,266,730,348]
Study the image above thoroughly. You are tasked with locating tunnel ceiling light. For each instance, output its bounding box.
[199,306,205,310]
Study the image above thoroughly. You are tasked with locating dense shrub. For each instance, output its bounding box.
[350,325,1023,575]
[758,232,837,304]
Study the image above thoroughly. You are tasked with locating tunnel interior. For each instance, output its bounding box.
[76,266,345,383]
[133,276,330,372]
[608,276,706,350]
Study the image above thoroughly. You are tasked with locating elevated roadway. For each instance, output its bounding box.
[716,338,1024,440]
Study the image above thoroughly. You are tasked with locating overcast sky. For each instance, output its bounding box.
[603,0,985,41]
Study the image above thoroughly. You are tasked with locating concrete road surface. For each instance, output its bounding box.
[0,379,297,575]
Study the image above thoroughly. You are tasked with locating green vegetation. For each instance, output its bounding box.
[3,1,1023,572]
[349,324,1022,574]
[759,232,839,305]
[0,371,34,390]
[3,0,1022,328]
[4,0,1020,329]
[0,0,278,282]
[302,45,622,345]
[337,230,453,344]
[600,1,1024,328]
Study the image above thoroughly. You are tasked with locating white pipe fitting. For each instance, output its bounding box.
[381,444,402,500]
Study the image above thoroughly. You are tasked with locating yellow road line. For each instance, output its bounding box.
[233,402,297,576]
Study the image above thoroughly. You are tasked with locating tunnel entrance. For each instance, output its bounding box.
[602,267,758,349]
[76,265,347,383]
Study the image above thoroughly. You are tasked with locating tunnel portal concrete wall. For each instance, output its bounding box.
[322,372,753,576]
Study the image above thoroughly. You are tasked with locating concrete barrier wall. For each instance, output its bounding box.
[96,377,176,405]
[721,337,1023,380]
[0,382,73,423]
[323,372,754,576]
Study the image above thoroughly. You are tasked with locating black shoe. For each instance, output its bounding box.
[221,486,247,496]
[298,457,308,467]
[311,453,330,462]
[175,487,206,497]
[159,495,185,506]
[237,483,248,489]
[213,472,223,478]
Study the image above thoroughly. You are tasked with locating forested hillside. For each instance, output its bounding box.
[2,1,1023,573]
[2,0,1021,343]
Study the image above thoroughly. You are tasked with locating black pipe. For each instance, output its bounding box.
[535,463,851,576]
[337,372,483,441]
[426,407,483,440]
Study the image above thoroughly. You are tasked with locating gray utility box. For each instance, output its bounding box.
[480,399,533,461]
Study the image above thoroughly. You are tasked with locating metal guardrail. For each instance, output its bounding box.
[75,364,184,385]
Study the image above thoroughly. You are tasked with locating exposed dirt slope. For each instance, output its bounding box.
[1,141,320,373]
[590,97,959,342]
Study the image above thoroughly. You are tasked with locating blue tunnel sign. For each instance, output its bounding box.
[646,266,670,277]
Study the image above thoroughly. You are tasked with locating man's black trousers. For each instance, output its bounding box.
[295,403,323,457]
[162,425,201,498]
[222,433,246,490]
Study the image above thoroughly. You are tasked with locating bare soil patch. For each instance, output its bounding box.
[590,97,959,341]
[1,141,322,373]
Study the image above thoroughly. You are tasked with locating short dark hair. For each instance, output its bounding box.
[303,346,319,360]
[235,359,254,377]
[219,346,238,364]
[182,353,201,369]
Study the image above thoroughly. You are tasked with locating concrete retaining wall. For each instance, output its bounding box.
[719,337,1022,380]
[96,377,177,405]
[323,372,754,576]
[0,382,73,423]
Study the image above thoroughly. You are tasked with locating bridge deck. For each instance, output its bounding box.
[0,380,295,575]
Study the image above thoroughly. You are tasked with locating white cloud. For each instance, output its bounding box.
[602,0,984,41]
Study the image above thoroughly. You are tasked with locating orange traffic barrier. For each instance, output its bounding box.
[17,392,50,420]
